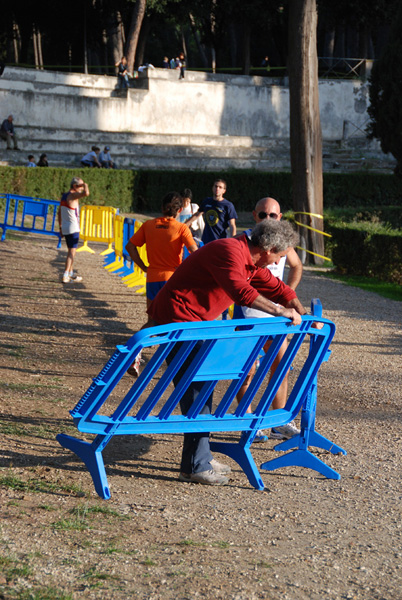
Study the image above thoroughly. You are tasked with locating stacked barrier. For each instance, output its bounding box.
[0,193,62,247]
[77,205,117,255]
[103,217,147,294]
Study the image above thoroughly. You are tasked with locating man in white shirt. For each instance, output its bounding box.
[234,197,303,441]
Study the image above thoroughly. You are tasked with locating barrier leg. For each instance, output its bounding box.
[57,434,111,499]
[77,241,95,254]
[210,440,265,490]
[260,447,341,480]
[100,244,114,256]
[272,429,347,455]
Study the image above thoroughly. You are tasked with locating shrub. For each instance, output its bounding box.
[0,167,136,213]
[1,167,402,213]
[326,220,402,284]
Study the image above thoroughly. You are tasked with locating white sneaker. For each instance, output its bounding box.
[270,421,300,440]
[254,429,269,442]
[210,458,231,475]
[62,273,71,284]
[179,469,229,485]
[70,272,83,282]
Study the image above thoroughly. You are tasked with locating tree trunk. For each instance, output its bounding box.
[288,0,324,265]
[189,13,209,68]
[242,22,251,75]
[136,16,151,69]
[106,11,124,74]
[126,0,147,75]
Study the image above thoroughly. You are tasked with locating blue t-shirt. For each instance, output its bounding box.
[200,197,238,244]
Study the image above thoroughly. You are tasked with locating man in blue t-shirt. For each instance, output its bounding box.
[185,179,237,244]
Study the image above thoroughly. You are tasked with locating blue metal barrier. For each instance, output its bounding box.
[261,299,347,478]
[183,238,203,259]
[0,193,62,247]
[57,303,344,499]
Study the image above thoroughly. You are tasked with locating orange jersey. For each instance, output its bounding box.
[130,217,195,282]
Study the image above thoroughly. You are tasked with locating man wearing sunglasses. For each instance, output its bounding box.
[58,178,89,283]
[234,197,303,441]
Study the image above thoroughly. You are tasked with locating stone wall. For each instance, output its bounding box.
[0,66,394,171]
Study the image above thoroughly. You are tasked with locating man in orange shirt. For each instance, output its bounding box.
[126,191,198,310]
[126,192,198,376]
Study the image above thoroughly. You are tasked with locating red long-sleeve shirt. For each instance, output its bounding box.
[148,234,297,324]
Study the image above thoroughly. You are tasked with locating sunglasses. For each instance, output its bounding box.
[258,211,279,220]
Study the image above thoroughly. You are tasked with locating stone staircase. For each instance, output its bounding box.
[0,126,395,173]
[0,126,292,171]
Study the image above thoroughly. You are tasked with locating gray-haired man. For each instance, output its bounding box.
[147,219,308,486]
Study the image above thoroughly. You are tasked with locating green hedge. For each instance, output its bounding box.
[1,167,402,213]
[129,171,402,212]
[0,167,137,213]
[325,206,402,228]
[325,221,402,284]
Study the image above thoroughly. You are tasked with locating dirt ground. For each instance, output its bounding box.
[0,232,401,600]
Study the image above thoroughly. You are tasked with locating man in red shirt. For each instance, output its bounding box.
[147,219,308,486]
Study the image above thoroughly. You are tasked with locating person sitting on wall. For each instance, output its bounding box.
[0,114,20,150]
[26,155,36,167]
[99,146,116,169]
[80,146,101,168]
[37,153,48,167]
[115,56,130,89]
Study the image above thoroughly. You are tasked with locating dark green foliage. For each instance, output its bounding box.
[367,3,402,175]
[132,171,402,212]
[0,167,137,213]
[134,170,294,212]
[1,167,402,213]
[325,220,402,284]
[323,173,402,207]
[325,206,402,229]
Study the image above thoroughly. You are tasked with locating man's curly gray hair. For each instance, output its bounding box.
[250,219,299,252]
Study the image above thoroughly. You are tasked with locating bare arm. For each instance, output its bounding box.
[188,243,198,253]
[228,218,236,238]
[126,241,148,273]
[67,183,90,202]
[250,294,304,325]
[185,211,203,227]
[285,248,303,290]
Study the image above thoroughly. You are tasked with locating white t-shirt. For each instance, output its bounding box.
[240,228,287,319]
[177,203,204,237]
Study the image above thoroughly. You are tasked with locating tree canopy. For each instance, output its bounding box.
[367,2,402,176]
[0,0,398,74]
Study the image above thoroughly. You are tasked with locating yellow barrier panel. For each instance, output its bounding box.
[77,205,117,255]
[104,215,125,272]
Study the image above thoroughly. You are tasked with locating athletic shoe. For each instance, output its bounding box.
[254,429,269,442]
[70,272,83,282]
[209,458,231,475]
[127,351,142,377]
[179,469,229,486]
[270,421,300,440]
[62,273,71,284]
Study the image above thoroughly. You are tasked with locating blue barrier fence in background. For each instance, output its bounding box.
[0,193,62,247]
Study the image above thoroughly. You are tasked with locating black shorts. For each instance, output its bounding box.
[65,232,80,249]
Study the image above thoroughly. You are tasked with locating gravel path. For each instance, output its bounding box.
[0,234,401,600]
